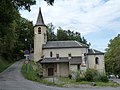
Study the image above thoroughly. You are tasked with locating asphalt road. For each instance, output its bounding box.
[0,60,120,90]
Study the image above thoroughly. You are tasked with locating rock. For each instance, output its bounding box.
[91,82,96,86]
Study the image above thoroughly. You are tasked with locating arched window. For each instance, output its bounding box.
[95,57,99,64]
[38,27,41,34]
[50,51,52,57]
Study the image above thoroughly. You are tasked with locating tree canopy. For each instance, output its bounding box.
[0,0,34,62]
[0,0,88,62]
[46,23,89,46]
[105,34,120,76]
[44,0,54,5]
[46,23,56,41]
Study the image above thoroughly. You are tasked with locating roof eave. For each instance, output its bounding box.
[42,46,88,49]
[87,53,104,55]
[34,24,47,27]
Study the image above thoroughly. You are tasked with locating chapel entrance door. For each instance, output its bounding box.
[48,68,54,76]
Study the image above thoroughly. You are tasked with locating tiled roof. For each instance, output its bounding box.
[35,7,45,26]
[40,57,82,64]
[69,57,82,64]
[43,41,88,49]
[88,49,104,55]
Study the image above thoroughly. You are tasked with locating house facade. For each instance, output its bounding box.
[34,8,105,77]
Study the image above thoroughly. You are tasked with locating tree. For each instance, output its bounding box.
[46,23,56,41]
[57,27,68,41]
[0,16,34,61]
[105,34,120,76]
[44,0,54,5]
[56,27,89,46]
[0,0,35,61]
[82,37,87,45]
[12,0,36,11]
[15,17,34,50]
[0,0,36,28]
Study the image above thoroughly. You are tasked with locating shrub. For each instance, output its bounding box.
[85,69,98,81]
[85,69,108,82]
[76,77,86,82]
[36,63,43,78]
[93,73,101,81]
[100,75,108,82]
[70,69,108,82]
[70,70,86,82]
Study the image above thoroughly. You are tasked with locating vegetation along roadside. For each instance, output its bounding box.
[22,61,120,87]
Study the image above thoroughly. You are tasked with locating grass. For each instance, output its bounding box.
[96,81,120,87]
[59,77,120,87]
[22,62,120,87]
[22,62,63,87]
[0,56,13,73]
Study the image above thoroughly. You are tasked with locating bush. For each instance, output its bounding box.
[100,75,108,82]
[76,77,86,82]
[93,73,101,81]
[70,69,108,82]
[85,69,108,82]
[36,63,43,78]
[70,70,86,82]
[0,56,12,73]
[85,69,98,81]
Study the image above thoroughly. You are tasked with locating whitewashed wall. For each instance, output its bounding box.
[87,54,105,72]
[34,26,47,62]
[70,65,77,71]
[59,63,69,77]
[43,48,88,58]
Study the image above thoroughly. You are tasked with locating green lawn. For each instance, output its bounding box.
[22,62,62,87]
[59,77,120,87]
[22,62,120,87]
[0,56,12,73]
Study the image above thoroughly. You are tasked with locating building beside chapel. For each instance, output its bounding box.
[34,8,105,77]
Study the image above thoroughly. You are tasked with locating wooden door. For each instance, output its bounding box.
[48,68,54,76]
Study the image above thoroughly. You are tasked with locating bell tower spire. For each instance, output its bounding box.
[35,7,45,26]
[34,7,47,62]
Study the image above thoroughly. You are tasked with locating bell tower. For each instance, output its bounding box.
[34,7,47,62]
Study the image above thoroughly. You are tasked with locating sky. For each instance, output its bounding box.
[20,0,120,52]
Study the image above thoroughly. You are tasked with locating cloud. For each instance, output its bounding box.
[20,0,120,33]
[20,0,120,51]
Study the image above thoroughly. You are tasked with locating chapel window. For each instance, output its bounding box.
[84,53,87,64]
[50,52,53,57]
[56,54,59,59]
[95,57,99,64]
[38,27,41,34]
[68,53,71,57]
[68,53,72,59]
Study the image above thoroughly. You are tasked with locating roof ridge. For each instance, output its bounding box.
[47,40,76,42]
[75,41,82,46]
[92,49,95,53]
[88,48,104,55]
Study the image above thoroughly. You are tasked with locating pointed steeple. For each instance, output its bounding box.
[35,7,45,26]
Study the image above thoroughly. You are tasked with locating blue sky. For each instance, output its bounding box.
[20,0,120,52]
